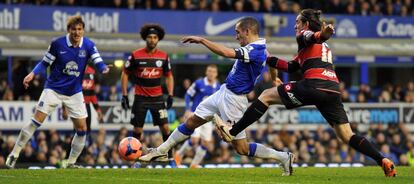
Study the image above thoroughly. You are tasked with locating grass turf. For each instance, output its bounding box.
[0,167,413,184]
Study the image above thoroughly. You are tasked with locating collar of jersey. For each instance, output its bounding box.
[203,77,217,88]
[248,38,266,46]
[66,34,84,48]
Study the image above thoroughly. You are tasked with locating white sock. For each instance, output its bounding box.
[10,119,41,157]
[67,132,86,164]
[251,143,288,162]
[177,140,192,156]
[191,145,207,166]
[158,128,190,154]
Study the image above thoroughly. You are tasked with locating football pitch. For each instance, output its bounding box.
[0,167,413,184]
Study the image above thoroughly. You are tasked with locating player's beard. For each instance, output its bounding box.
[146,43,157,51]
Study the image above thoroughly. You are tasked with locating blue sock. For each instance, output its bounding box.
[248,143,257,157]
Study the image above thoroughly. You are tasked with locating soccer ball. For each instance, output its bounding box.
[118,137,142,161]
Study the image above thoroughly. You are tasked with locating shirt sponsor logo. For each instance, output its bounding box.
[321,70,337,78]
[63,61,80,77]
[140,68,160,78]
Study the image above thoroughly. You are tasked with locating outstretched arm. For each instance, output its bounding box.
[299,22,335,46]
[266,56,300,74]
[182,36,236,58]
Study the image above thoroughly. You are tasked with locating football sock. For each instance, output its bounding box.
[191,145,207,166]
[349,134,384,165]
[248,143,287,162]
[177,139,192,156]
[162,133,174,159]
[230,100,268,136]
[67,131,86,164]
[158,124,193,154]
[132,131,142,141]
[10,118,41,157]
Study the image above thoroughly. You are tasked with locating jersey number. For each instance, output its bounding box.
[321,43,333,64]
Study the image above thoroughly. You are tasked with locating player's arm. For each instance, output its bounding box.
[91,96,103,121]
[184,82,197,111]
[184,82,196,119]
[266,56,300,74]
[89,45,111,74]
[181,36,236,58]
[299,22,334,46]
[121,71,129,97]
[24,43,56,89]
[121,54,135,109]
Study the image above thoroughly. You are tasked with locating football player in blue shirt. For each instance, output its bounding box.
[6,15,110,169]
[174,64,221,168]
[140,17,294,176]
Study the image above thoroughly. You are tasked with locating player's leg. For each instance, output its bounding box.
[334,123,396,177]
[62,92,88,168]
[139,114,208,162]
[6,89,59,168]
[231,138,294,176]
[215,85,284,141]
[139,90,221,162]
[85,103,92,146]
[189,123,212,168]
[130,97,146,141]
[175,133,199,166]
[317,93,396,177]
[230,86,283,135]
[6,110,47,168]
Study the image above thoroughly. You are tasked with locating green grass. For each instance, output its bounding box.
[0,167,413,184]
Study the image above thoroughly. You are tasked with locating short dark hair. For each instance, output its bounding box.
[66,15,85,30]
[140,24,165,40]
[299,9,322,32]
[237,17,260,34]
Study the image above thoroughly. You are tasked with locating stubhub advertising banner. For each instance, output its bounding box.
[0,4,413,38]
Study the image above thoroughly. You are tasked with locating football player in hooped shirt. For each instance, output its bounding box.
[215,9,397,177]
[140,17,294,176]
[121,24,176,167]
[5,15,111,169]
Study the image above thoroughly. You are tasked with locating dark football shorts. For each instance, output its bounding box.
[130,95,168,127]
[277,80,349,126]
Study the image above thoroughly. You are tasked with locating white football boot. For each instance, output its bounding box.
[139,148,168,162]
[213,114,234,142]
[280,152,295,176]
[5,155,18,169]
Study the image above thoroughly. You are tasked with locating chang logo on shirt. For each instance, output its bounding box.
[63,61,80,77]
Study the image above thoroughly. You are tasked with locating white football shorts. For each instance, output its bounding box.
[36,89,87,119]
[192,122,214,141]
[194,84,248,140]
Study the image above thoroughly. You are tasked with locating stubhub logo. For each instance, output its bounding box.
[53,10,119,33]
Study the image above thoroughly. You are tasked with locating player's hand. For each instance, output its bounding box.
[273,77,283,87]
[321,22,335,41]
[121,95,130,109]
[97,110,103,121]
[181,36,204,44]
[102,64,113,74]
[23,72,35,89]
[166,95,173,109]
